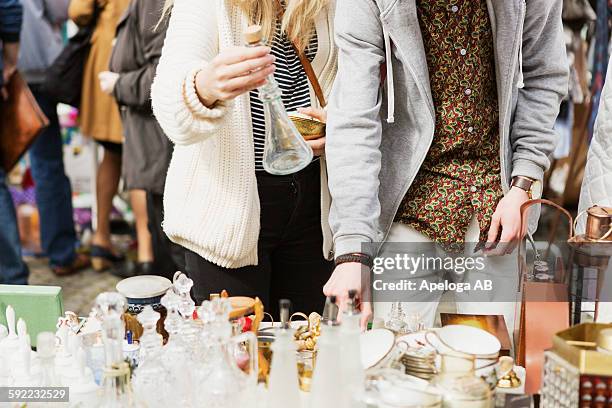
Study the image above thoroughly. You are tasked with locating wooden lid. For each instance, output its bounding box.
[245,25,263,45]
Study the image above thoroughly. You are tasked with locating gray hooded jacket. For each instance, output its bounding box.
[325,0,569,257]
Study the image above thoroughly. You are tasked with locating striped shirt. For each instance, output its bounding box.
[250,23,318,171]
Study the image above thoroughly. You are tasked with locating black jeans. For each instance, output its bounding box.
[147,192,185,280]
[185,160,333,318]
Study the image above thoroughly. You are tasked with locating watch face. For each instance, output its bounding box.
[531,179,543,199]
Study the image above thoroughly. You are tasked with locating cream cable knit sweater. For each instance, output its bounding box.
[151,0,338,268]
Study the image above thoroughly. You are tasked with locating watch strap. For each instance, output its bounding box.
[335,253,373,268]
[511,176,534,192]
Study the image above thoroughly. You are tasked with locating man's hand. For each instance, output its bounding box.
[297,107,327,156]
[323,262,371,330]
[485,186,530,255]
[99,71,120,95]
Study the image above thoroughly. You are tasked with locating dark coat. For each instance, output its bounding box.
[109,0,171,194]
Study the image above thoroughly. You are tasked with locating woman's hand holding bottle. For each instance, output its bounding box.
[195,46,276,108]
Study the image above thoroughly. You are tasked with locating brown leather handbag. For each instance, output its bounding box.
[0,72,49,172]
[516,199,572,394]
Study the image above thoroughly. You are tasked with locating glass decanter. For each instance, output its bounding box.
[132,306,172,408]
[244,25,313,175]
[95,292,138,408]
[173,272,201,355]
[196,298,258,408]
[160,288,196,407]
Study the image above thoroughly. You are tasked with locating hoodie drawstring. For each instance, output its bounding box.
[383,26,396,123]
[375,0,395,123]
[517,0,526,89]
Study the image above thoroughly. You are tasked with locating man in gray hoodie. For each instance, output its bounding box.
[324,0,568,329]
[14,0,89,275]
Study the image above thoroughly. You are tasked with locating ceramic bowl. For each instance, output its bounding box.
[437,325,501,359]
[116,275,172,314]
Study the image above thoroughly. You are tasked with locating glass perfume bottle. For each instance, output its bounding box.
[132,306,171,408]
[95,292,138,408]
[173,272,201,355]
[160,289,195,407]
[244,25,313,175]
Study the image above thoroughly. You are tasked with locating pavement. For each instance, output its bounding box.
[26,256,120,316]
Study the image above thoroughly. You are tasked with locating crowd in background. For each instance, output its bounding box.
[0,0,182,286]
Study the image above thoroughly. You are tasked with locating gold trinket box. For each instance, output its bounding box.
[552,323,612,376]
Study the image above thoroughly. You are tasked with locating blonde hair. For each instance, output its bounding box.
[161,0,328,52]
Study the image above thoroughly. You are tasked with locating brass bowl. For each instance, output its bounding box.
[289,112,326,140]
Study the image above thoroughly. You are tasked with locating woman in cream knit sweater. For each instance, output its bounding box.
[152,0,337,314]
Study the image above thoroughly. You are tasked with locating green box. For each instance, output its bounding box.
[0,285,64,347]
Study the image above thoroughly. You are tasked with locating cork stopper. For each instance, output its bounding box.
[245,25,263,45]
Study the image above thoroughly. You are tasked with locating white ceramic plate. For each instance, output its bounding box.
[360,328,395,369]
[437,325,501,357]
[116,275,172,299]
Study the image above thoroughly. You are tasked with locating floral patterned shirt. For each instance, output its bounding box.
[394,0,504,251]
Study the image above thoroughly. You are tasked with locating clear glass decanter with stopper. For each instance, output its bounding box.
[131,306,172,408]
[196,298,258,408]
[95,292,139,408]
[159,288,196,407]
[244,25,313,175]
[173,272,201,356]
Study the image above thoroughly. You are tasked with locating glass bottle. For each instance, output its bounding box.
[310,296,344,408]
[132,306,171,408]
[95,292,138,408]
[173,273,201,355]
[430,352,493,408]
[385,302,408,334]
[244,25,313,175]
[268,299,301,408]
[160,289,195,407]
[196,298,258,408]
[37,331,61,387]
[340,290,365,408]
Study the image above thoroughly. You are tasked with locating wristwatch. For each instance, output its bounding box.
[511,176,542,199]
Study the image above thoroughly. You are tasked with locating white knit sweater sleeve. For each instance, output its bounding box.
[151,0,230,146]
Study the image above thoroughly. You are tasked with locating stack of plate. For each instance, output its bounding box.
[399,346,437,380]
[395,331,439,380]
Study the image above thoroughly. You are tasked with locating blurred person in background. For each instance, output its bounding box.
[14,0,91,276]
[0,0,27,284]
[69,0,155,274]
[578,57,612,323]
[98,0,184,278]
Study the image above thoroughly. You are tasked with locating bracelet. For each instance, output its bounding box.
[335,253,373,268]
